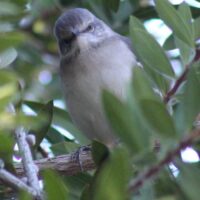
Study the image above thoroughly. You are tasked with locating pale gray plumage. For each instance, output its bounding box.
[54,8,137,147]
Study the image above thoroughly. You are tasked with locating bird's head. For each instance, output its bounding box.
[54,8,114,59]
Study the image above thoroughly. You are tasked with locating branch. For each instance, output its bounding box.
[128,128,200,193]
[0,168,37,197]
[14,148,95,177]
[15,127,42,199]
[164,48,200,104]
[164,66,189,104]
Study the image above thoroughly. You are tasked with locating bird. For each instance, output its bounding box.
[54,8,137,148]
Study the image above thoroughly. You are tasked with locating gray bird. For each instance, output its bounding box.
[54,8,137,148]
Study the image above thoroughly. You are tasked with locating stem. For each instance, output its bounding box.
[15,127,42,199]
[128,129,200,193]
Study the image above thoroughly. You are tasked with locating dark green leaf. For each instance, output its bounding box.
[93,148,130,200]
[130,19,174,77]
[163,34,176,50]
[63,173,92,200]
[102,90,141,153]
[103,0,120,12]
[139,99,177,138]
[34,100,53,148]
[92,140,109,166]
[178,163,200,200]
[43,169,69,200]
[155,0,194,47]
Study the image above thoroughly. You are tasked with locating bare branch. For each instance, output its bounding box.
[15,127,42,199]
[14,147,95,177]
[0,168,37,197]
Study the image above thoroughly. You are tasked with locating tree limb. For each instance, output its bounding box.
[14,147,96,177]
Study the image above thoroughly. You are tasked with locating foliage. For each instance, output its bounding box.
[0,0,200,199]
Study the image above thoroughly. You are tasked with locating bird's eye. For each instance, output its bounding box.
[85,24,94,32]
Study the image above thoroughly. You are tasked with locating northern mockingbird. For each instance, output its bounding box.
[54,8,137,147]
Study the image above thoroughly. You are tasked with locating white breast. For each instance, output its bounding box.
[60,37,136,146]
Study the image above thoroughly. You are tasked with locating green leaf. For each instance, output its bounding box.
[19,191,32,200]
[63,173,92,200]
[43,170,69,200]
[103,0,120,12]
[178,163,200,200]
[177,64,200,133]
[178,2,194,37]
[34,100,53,148]
[0,32,25,51]
[51,141,80,155]
[163,34,175,51]
[92,140,109,166]
[130,20,174,77]
[24,101,88,144]
[0,131,14,167]
[102,90,142,153]
[194,16,200,40]
[155,0,194,47]
[129,16,146,31]
[93,148,130,200]
[0,48,17,68]
[132,67,159,102]
[139,99,177,138]
[175,37,195,65]
[0,2,21,16]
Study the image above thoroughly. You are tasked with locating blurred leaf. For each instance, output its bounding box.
[0,48,18,68]
[131,67,176,138]
[177,64,200,133]
[0,83,17,111]
[175,37,195,65]
[178,2,194,36]
[130,17,174,77]
[103,0,120,12]
[63,173,92,200]
[139,100,177,138]
[163,34,175,51]
[93,148,130,200]
[155,0,194,47]
[51,141,80,155]
[0,131,14,167]
[103,90,141,153]
[0,32,25,52]
[19,191,32,200]
[132,67,159,102]
[0,2,21,16]
[34,100,53,148]
[43,169,69,200]
[194,16,200,39]
[92,140,109,166]
[24,101,88,144]
[178,163,200,200]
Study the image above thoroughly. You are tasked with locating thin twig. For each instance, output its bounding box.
[128,129,200,193]
[0,168,37,197]
[164,67,189,104]
[15,127,42,199]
